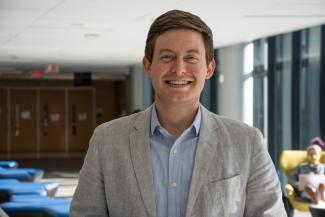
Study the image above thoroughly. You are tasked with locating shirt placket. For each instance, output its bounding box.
[168,139,181,217]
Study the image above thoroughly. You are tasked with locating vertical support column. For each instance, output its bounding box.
[130,65,153,112]
[320,25,325,141]
[143,74,153,109]
[267,36,276,160]
[217,44,244,121]
[201,49,220,113]
[201,78,211,109]
[291,31,301,150]
[130,65,144,113]
[210,49,219,114]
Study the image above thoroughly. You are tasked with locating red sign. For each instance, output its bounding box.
[32,69,43,78]
[45,64,59,73]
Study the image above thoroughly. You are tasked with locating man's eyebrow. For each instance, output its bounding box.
[186,49,201,54]
[158,49,201,54]
[159,49,174,54]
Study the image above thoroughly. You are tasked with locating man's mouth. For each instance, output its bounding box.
[165,80,192,86]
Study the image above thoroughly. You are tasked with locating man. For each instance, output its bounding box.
[70,10,287,217]
[288,144,325,204]
[0,208,9,217]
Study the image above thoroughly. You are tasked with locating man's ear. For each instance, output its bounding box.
[205,59,216,80]
[142,56,151,75]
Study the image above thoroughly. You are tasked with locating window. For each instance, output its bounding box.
[243,43,254,126]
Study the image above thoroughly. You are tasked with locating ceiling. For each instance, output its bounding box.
[0,0,324,72]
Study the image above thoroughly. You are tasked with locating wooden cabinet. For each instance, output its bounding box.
[0,89,7,153]
[0,80,122,158]
[39,89,66,152]
[10,89,37,153]
[68,89,94,152]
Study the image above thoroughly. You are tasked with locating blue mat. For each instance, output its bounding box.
[0,161,19,169]
[0,167,43,182]
[11,195,71,203]
[0,186,46,204]
[0,179,19,183]
[0,186,47,196]
[1,196,70,217]
[0,180,58,196]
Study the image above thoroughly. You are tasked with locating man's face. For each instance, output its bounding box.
[143,29,215,106]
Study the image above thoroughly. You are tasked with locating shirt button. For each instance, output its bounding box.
[173,149,177,154]
[171,182,177,187]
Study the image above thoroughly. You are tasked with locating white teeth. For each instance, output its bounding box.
[167,80,190,85]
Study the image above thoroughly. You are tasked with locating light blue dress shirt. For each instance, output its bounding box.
[150,105,201,217]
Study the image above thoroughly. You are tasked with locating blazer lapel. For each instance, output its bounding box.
[129,107,157,217]
[185,106,220,217]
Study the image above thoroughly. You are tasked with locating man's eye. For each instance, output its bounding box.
[160,55,174,62]
[186,56,199,64]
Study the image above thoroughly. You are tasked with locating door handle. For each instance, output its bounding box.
[71,104,77,136]
[42,104,49,136]
[14,104,20,136]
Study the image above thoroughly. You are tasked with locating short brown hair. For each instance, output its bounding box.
[144,10,214,65]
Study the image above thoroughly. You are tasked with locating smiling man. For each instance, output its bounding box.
[70,10,287,217]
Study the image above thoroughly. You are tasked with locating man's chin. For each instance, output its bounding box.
[159,96,200,105]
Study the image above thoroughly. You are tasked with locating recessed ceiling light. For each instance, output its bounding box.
[84,33,100,39]
[71,23,85,27]
[9,55,18,60]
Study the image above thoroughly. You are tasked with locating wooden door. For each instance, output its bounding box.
[10,89,37,153]
[39,89,66,152]
[68,89,94,152]
[0,89,7,153]
[95,82,119,125]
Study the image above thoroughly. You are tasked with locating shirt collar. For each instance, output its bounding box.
[150,104,201,136]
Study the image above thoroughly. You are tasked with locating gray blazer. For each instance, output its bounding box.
[70,105,287,217]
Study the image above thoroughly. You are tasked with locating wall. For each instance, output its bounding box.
[129,65,153,112]
[217,44,244,121]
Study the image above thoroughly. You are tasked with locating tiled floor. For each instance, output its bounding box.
[42,174,78,198]
[20,157,83,198]
[294,210,312,217]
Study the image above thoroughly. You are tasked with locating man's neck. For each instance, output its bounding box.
[154,100,200,139]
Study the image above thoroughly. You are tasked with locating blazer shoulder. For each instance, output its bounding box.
[204,110,262,145]
[93,110,149,136]
[211,112,259,133]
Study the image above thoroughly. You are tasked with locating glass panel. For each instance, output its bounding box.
[281,34,292,151]
[243,77,253,126]
[253,39,268,137]
[299,27,321,149]
[243,43,254,126]
[263,33,293,186]
[244,43,254,75]
[273,33,292,152]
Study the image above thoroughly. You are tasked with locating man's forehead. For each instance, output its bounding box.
[158,48,202,54]
[155,28,203,42]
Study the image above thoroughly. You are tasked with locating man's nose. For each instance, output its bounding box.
[172,59,185,76]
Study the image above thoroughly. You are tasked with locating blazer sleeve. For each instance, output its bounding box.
[244,129,287,217]
[70,127,109,217]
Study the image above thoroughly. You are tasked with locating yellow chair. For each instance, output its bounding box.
[279,150,325,212]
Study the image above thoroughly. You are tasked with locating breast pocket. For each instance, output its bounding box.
[207,175,242,216]
[191,175,243,217]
